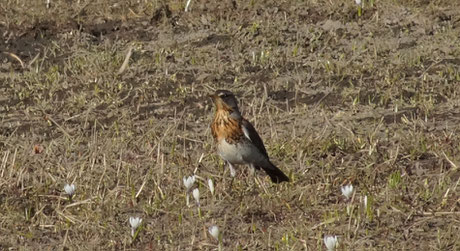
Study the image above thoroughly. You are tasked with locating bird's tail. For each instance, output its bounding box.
[260,161,289,183]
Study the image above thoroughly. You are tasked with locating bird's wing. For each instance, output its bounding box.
[241,119,269,157]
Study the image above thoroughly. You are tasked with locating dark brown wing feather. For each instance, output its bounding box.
[242,119,289,183]
[241,119,268,157]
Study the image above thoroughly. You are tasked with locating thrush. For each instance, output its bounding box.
[210,90,289,183]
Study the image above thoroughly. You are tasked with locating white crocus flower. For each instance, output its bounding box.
[208,225,219,241]
[129,217,143,237]
[64,184,76,198]
[183,175,196,207]
[355,0,361,5]
[324,235,338,251]
[183,175,195,192]
[341,184,353,200]
[363,195,368,209]
[208,178,214,195]
[192,188,200,206]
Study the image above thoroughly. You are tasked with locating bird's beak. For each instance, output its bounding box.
[209,94,218,101]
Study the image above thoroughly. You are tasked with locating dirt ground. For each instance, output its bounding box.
[1,0,459,250]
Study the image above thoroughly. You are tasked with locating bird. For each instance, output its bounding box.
[210,89,289,183]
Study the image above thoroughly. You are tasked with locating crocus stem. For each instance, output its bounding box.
[358,6,362,17]
[218,242,222,251]
[218,235,223,251]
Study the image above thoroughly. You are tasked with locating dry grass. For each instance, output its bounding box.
[1,0,459,250]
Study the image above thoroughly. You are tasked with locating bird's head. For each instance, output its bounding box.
[210,90,240,113]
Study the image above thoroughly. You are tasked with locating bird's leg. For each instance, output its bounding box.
[249,164,256,176]
[245,164,257,190]
[227,161,236,178]
[227,161,236,193]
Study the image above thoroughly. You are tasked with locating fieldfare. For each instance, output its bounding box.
[210,90,289,183]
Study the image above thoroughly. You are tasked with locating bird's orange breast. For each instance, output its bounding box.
[211,110,244,144]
